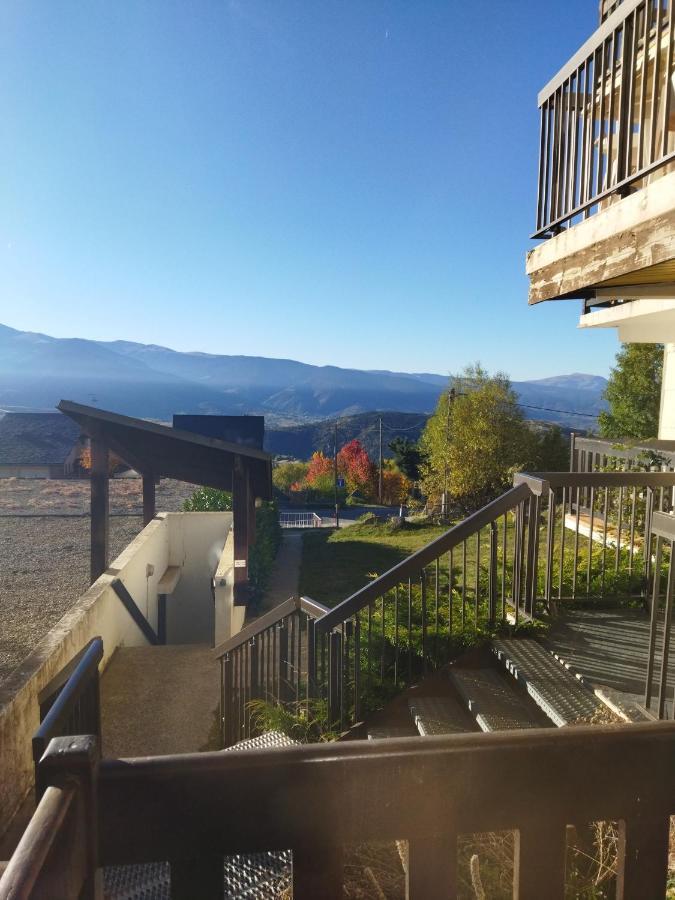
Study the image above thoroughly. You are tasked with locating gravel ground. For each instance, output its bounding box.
[0,479,197,685]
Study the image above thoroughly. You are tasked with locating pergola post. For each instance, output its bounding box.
[248,488,257,549]
[142,473,156,526]
[90,437,109,584]
[233,455,250,602]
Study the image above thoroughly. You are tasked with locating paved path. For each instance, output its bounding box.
[256,532,303,615]
[100,644,220,757]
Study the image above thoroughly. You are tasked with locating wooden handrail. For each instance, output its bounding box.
[0,785,85,900]
[96,721,675,897]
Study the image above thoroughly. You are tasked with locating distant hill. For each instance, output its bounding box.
[265,412,430,459]
[0,323,607,429]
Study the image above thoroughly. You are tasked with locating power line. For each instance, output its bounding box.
[517,403,600,419]
[380,419,429,432]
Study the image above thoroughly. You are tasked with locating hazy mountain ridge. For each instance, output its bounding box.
[0,323,608,428]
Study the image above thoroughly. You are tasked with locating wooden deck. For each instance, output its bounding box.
[546,607,675,715]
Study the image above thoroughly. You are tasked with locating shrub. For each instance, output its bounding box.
[182,487,232,511]
[248,502,282,603]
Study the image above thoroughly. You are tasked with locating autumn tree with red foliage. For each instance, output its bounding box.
[337,439,377,499]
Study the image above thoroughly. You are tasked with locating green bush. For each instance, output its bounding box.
[248,502,282,603]
[182,487,232,511]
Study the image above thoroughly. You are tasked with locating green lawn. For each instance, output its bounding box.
[299,514,648,612]
[299,522,449,607]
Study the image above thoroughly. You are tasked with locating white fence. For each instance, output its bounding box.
[279,512,323,529]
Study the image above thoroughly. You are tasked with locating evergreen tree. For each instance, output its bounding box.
[388,436,425,482]
[598,343,663,439]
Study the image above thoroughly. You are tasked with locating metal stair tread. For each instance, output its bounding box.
[408,696,473,736]
[449,668,543,732]
[367,725,418,740]
[492,638,605,727]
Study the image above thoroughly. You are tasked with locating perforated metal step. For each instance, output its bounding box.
[492,639,605,727]
[408,696,473,736]
[103,732,295,899]
[449,668,544,732]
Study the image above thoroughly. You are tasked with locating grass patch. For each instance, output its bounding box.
[299,522,448,607]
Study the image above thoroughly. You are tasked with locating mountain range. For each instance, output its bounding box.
[0,323,607,431]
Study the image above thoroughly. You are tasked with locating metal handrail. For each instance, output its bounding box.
[316,484,531,633]
[571,435,675,469]
[213,595,330,659]
[516,470,675,493]
[32,638,103,775]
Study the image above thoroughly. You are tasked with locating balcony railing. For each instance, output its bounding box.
[571,433,675,474]
[534,0,675,237]
[4,721,675,898]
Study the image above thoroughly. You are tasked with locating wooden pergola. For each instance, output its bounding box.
[58,401,273,591]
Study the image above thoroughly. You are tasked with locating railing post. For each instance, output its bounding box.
[222,653,234,747]
[293,844,343,900]
[616,816,670,899]
[328,631,342,729]
[524,493,538,616]
[513,502,523,620]
[569,431,576,473]
[644,486,655,590]
[407,834,457,900]
[37,735,102,899]
[489,520,498,627]
[514,821,566,900]
[250,636,260,703]
[306,617,317,700]
[279,622,291,703]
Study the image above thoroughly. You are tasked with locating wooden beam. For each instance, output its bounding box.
[232,456,250,602]
[527,177,675,304]
[142,474,156,526]
[90,438,109,584]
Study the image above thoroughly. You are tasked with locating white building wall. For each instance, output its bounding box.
[0,510,232,839]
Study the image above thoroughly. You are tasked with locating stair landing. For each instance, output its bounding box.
[100,644,220,758]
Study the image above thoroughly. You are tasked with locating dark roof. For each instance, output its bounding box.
[58,400,272,498]
[0,412,82,466]
[173,415,264,450]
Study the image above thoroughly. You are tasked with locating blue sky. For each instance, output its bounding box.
[0,1,619,380]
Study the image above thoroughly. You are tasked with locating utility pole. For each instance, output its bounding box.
[334,420,340,529]
[378,417,383,505]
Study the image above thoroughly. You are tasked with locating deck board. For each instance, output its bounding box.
[546,607,675,713]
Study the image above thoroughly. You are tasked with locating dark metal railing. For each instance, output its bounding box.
[216,483,544,741]
[216,469,675,742]
[645,509,675,715]
[534,0,675,237]
[313,483,537,732]
[32,637,103,790]
[4,720,675,898]
[214,595,330,746]
[571,433,675,473]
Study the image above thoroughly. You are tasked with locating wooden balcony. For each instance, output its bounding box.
[527,0,675,304]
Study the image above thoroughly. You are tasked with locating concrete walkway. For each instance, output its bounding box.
[257,532,303,614]
[100,644,220,758]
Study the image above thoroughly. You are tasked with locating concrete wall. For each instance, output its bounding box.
[166,513,232,644]
[0,511,231,839]
[0,466,55,478]
[213,530,245,646]
[660,344,675,440]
